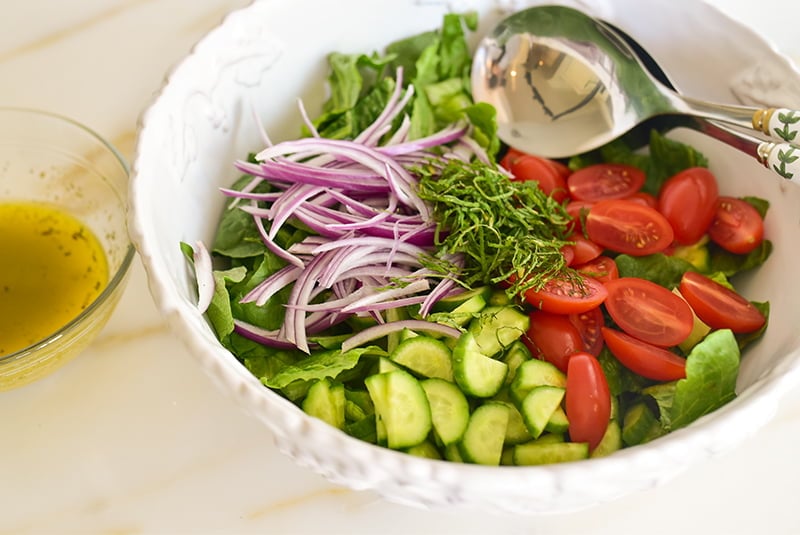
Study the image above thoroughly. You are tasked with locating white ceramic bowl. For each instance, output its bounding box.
[130,0,800,514]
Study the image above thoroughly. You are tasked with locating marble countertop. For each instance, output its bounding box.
[2,1,800,533]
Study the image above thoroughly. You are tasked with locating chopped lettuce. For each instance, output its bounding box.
[263,346,384,389]
[645,329,740,431]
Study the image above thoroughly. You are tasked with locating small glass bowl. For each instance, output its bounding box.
[0,108,134,390]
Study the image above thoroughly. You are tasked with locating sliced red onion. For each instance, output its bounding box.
[192,240,215,314]
[340,319,462,353]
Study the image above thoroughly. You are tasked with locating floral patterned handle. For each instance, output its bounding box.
[752,108,800,143]
[757,140,800,182]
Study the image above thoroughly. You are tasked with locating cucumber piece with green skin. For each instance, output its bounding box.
[459,402,510,465]
[502,340,532,385]
[390,336,454,381]
[431,286,492,313]
[468,306,530,357]
[489,289,513,306]
[365,369,431,450]
[590,420,623,458]
[405,440,442,460]
[378,356,403,374]
[622,402,657,446]
[510,358,567,405]
[513,441,589,465]
[302,378,345,430]
[344,415,377,443]
[544,406,569,434]
[520,385,566,438]
[494,400,532,445]
[444,443,464,463]
[452,331,508,398]
[421,378,470,446]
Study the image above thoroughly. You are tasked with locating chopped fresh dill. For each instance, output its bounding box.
[416,159,574,297]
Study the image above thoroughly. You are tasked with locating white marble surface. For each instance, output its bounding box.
[2,1,800,533]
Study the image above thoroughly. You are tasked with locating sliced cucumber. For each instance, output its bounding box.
[344,415,377,443]
[510,358,566,405]
[621,402,657,446]
[501,340,531,385]
[302,378,345,430]
[421,378,470,446]
[468,306,530,357]
[390,335,454,381]
[444,443,464,463]
[378,356,402,374]
[590,420,622,458]
[513,441,589,466]
[494,400,532,445]
[520,385,565,438]
[459,402,510,466]
[544,405,570,434]
[452,331,508,398]
[365,369,431,450]
[431,286,492,313]
[405,440,442,460]
[673,287,712,352]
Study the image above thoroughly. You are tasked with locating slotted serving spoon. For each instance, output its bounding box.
[471,4,800,180]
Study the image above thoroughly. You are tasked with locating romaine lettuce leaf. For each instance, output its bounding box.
[645,329,740,431]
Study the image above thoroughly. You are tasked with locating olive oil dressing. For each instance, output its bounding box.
[0,202,108,356]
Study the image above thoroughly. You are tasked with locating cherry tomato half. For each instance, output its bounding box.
[601,327,687,381]
[566,352,611,451]
[568,306,605,356]
[627,191,658,209]
[707,196,765,254]
[525,310,583,372]
[523,273,608,314]
[574,255,619,284]
[499,147,527,170]
[585,199,674,256]
[657,167,719,245]
[567,163,646,202]
[566,200,594,234]
[678,271,766,333]
[563,234,603,266]
[508,154,569,202]
[604,277,694,347]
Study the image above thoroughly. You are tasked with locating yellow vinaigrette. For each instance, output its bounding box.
[0,202,108,357]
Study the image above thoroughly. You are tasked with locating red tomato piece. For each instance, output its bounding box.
[525,310,584,372]
[499,147,527,170]
[604,277,694,347]
[564,234,603,266]
[678,271,766,333]
[601,327,687,381]
[627,191,658,209]
[560,244,575,266]
[566,352,611,451]
[585,199,674,256]
[707,196,765,254]
[567,163,646,202]
[568,306,605,356]
[548,159,572,181]
[509,154,569,202]
[657,167,719,245]
[566,200,594,234]
[574,255,619,283]
[523,273,608,314]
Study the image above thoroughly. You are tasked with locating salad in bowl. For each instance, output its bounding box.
[130,0,800,514]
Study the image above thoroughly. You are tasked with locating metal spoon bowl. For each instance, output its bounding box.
[471,5,800,180]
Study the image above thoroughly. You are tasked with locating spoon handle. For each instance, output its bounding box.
[757,140,800,182]
[752,108,800,144]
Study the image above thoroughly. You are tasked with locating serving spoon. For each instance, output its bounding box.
[471,4,800,180]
